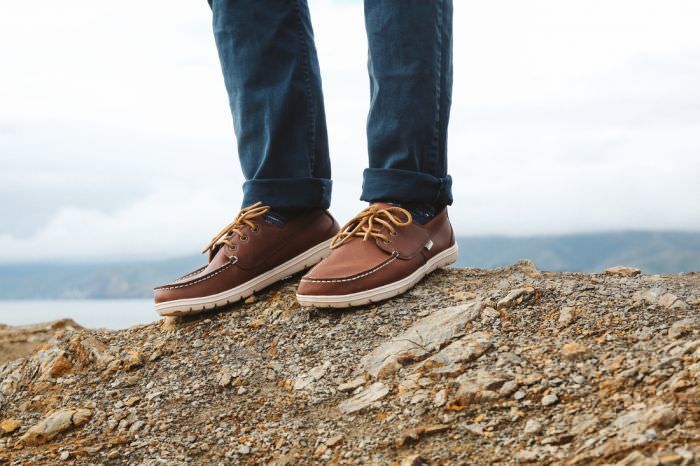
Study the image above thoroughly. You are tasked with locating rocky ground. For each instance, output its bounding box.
[0,261,698,465]
[0,320,82,365]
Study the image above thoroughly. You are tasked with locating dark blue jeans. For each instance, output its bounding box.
[211,0,453,210]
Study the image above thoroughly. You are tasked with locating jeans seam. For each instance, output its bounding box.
[292,0,317,181]
[430,0,444,178]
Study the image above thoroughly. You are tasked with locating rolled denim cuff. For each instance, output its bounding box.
[360,168,453,206]
[242,178,332,210]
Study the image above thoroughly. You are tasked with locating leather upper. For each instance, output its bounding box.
[298,204,454,296]
[154,209,338,304]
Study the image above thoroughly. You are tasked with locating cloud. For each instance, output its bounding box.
[0,0,699,262]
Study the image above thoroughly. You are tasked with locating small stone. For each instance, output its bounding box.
[561,342,589,361]
[123,349,144,370]
[401,455,428,466]
[524,419,542,435]
[294,363,328,390]
[237,387,247,395]
[128,420,145,433]
[217,370,233,388]
[613,403,677,432]
[46,354,73,379]
[244,295,256,304]
[125,396,140,407]
[515,449,539,463]
[326,434,343,447]
[516,373,543,385]
[338,382,389,414]
[465,423,484,436]
[514,390,526,400]
[635,289,662,305]
[19,409,92,445]
[456,370,507,397]
[604,266,640,277]
[541,393,559,406]
[424,331,492,368]
[673,447,693,461]
[481,307,499,323]
[145,390,162,401]
[570,414,598,435]
[658,293,688,310]
[433,389,447,408]
[657,453,683,465]
[314,444,327,457]
[238,444,251,455]
[558,307,575,325]
[497,286,537,310]
[69,410,93,426]
[541,433,574,446]
[192,339,205,349]
[410,390,429,404]
[395,424,450,448]
[161,316,180,331]
[615,451,657,465]
[0,419,21,435]
[59,451,70,461]
[669,318,699,339]
[338,376,366,392]
[499,380,519,396]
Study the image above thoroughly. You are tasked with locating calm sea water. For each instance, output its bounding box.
[0,299,157,329]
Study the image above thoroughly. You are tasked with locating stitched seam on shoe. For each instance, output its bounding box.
[154,266,207,289]
[301,254,398,284]
[156,262,235,290]
[172,266,206,282]
[153,265,207,290]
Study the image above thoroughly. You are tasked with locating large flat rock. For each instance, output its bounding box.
[358,301,482,378]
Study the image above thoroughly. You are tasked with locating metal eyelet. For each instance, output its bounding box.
[390,231,398,236]
[251,225,259,233]
[227,255,238,263]
[240,235,249,241]
[383,240,392,244]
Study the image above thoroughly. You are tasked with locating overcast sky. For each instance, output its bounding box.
[1,0,699,263]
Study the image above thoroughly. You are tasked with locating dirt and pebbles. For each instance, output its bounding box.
[0,261,698,465]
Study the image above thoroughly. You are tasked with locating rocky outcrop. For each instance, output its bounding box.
[0,261,698,464]
[0,319,82,365]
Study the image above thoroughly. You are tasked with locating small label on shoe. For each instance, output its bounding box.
[263,212,287,227]
[425,240,433,251]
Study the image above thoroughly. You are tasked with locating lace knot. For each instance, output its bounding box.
[330,205,412,249]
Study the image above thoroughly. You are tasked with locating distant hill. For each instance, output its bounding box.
[453,231,700,273]
[0,231,698,299]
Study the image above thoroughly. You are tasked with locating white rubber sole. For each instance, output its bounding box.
[296,243,459,308]
[156,239,333,317]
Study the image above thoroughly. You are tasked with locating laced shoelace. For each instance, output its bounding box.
[201,201,271,259]
[330,205,413,249]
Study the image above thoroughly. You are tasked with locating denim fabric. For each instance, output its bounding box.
[211,0,453,209]
[212,0,332,209]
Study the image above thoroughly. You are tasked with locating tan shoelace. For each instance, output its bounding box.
[202,201,271,258]
[330,205,413,249]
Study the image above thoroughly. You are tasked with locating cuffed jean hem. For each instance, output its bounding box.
[360,168,453,206]
[242,178,332,210]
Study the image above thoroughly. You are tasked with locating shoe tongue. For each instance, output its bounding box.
[203,243,233,273]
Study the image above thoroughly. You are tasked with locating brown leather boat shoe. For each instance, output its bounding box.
[154,202,339,316]
[296,203,458,308]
